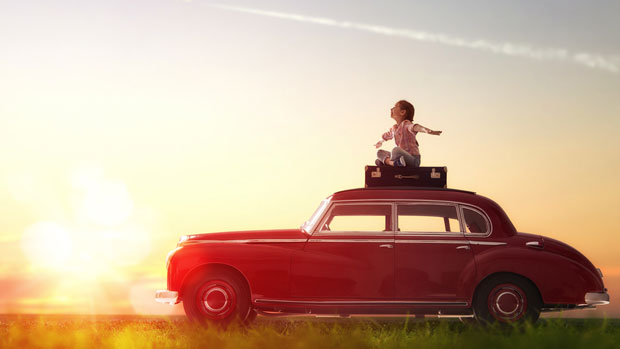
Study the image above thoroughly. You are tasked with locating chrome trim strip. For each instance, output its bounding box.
[397,233,465,237]
[309,239,394,243]
[255,299,468,306]
[468,241,507,246]
[395,240,505,246]
[183,238,505,246]
[184,239,308,245]
[395,239,468,244]
[456,201,465,233]
[312,232,394,237]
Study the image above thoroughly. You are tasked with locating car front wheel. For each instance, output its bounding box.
[183,271,251,326]
[473,275,542,324]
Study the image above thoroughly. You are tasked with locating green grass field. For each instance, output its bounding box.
[1,315,619,348]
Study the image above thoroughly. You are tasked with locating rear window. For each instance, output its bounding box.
[462,207,489,235]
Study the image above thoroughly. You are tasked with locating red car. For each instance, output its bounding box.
[156,187,609,324]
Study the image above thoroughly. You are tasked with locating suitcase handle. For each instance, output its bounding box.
[395,174,420,179]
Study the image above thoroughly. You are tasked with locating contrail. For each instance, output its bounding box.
[207,3,618,74]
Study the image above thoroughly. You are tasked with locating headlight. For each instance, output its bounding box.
[597,268,604,278]
[177,235,190,246]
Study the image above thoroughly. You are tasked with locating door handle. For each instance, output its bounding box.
[456,245,470,250]
[379,244,393,249]
[526,241,544,249]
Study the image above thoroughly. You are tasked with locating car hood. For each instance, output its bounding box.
[183,229,309,242]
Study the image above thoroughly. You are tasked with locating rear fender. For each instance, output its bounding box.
[473,246,601,304]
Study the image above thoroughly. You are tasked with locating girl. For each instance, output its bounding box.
[375,100,442,167]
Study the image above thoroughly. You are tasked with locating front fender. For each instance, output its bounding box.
[169,242,302,299]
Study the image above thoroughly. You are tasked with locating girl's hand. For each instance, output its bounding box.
[374,141,383,148]
[430,130,442,135]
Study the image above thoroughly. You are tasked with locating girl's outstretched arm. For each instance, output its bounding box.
[410,123,442,135]
[375,127,395,148]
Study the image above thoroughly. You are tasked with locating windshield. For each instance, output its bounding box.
[301,198,331,234]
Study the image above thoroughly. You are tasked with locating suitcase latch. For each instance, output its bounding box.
[431,168,441,179]
[395,174,420,179]
[371,168,382,178]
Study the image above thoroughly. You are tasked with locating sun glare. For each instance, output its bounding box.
[20,222,72,269]
[14,165,155,314]
[82,181,134,227]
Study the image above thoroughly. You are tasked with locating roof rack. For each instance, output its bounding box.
[334,187,476,195]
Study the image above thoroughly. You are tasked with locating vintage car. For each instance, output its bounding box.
[156,187,609,324]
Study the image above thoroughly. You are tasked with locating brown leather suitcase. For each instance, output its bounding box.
[364,165,447,188]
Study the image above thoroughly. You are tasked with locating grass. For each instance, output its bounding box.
[1,315,619,348]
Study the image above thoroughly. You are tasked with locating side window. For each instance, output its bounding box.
[462,207,489,235]
[321,204,392,233]
[397,204,460,233]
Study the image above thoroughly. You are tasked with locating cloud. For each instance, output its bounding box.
[208,3,618,74]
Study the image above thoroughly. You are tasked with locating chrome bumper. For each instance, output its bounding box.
[155,290,179,305]
[585,292,610,306]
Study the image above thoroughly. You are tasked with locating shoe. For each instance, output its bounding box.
[375,159,384,166]
[395,156,406,167]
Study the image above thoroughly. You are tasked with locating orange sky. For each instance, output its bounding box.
[1,0,619,316]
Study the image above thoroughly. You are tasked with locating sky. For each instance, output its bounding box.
[1,0,619,316]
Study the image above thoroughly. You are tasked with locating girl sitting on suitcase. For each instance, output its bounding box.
[375,100,442,168]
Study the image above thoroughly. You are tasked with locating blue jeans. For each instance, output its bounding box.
[377,147,421,168]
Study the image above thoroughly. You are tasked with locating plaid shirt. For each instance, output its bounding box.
[382,120,431,156]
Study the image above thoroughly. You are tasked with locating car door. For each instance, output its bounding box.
[394,202,477,302]
[290,202,394,299]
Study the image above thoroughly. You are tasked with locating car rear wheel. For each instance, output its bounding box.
[183,271,251,326]
[473,275,542,324]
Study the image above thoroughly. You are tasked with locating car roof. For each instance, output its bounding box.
[336,187,475,195]
[332,187,476,201]
[331,187,491,205]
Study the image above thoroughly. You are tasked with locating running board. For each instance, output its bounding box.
[254,299,468,306]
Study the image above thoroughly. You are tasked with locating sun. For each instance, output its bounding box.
[82,181,134,227]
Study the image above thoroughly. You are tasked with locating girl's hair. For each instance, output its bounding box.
[397,100,415,122]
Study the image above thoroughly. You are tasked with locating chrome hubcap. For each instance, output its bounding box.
[196,279,237,320]
[495,291,520,315]
[487,283,527,322]
[203,287,229,313]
